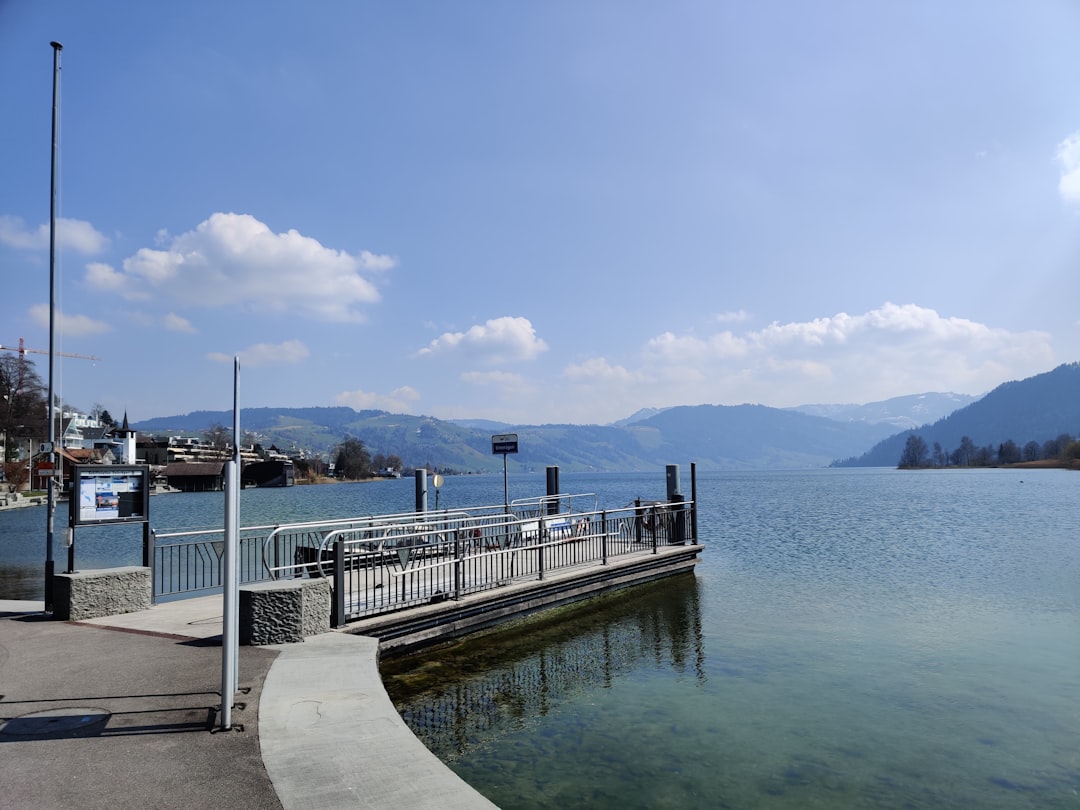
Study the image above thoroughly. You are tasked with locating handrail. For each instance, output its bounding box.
[149,491,696,606]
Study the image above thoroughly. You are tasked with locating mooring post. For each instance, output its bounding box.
[414,468,428,513]
[672,493,686,545]
[666,464,680,501]
[332,538,346,628]
[545,466,560,515]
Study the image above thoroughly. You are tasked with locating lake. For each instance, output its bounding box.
[2,467,1078,807]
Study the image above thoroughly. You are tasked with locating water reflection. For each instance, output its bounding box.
[382,573,705,761]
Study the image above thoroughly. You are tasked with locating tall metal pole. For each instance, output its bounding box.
[220,357,240,730]
[45,40,63,613]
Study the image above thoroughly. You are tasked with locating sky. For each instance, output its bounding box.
[2,1,1079,427]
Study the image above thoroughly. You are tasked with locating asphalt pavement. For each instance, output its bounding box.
[0,596,496,809]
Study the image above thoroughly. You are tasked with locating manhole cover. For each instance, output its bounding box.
[0,708,111,736]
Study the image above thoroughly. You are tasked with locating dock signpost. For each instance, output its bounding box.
[492,433,518,511]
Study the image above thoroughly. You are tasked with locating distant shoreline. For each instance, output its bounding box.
[900,459,1080,471]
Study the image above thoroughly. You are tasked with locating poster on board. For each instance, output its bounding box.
[70,464,150,527]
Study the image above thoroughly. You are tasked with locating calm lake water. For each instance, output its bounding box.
[2,468,1078,807]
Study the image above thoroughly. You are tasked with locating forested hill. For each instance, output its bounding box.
[133,402,903,472]
[833,362,1080,467]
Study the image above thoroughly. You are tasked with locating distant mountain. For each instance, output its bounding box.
[132,366,1077,472]
[628,404,895,470]
[610,407,668,427]
[133,403,898,472]
[790,392,980,432]
[447,418,515,432]
[834,363,1080,467]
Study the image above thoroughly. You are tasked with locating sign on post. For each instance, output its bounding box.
[492,433,519,455]
[492,433,518,512]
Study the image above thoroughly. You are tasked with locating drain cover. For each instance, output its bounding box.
[1,707,111,736]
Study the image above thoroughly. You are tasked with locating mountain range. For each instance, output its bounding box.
[833,362,1080,467]
[131,364,1080,471]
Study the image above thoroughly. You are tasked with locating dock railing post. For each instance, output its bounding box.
[453,529,462,600]
[332,538,346,628]
[601,510,608,565]
[538,524,546,581]
[690,462,698,545]
[148,527,158,604]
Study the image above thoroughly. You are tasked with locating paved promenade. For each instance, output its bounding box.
[0,597,497,810]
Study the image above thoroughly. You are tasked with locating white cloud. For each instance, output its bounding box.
[416,316,549,364]
[29,304,110,336]
[90,213,396,321]
[712,309,751,324]
[164,313,196,333]
[335,386,421,413]
[1056,133,1080,205]
[566,303,1055,411]
[84,262,130,292]
[563,357,637,383]
[0,216,109,254]
[208,339,310,367]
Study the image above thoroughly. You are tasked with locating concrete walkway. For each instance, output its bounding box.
[0,597,496,809]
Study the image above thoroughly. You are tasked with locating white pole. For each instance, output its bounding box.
[220,357,240,729]
[231,358,240,692]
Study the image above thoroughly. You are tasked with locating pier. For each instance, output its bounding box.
[142,464,702,650]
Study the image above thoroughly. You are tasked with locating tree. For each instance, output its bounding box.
[1022,441,1042,462]
[204,422,230,450]
[334,437,372,480]
[0,354,47,462]
[899,434,928,468]
[932,441,947,468]
[997,440,1021,465]
[953,436,977,467]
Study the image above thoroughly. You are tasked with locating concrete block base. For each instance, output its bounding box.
[240,577,331,645]
[54,567,152,621]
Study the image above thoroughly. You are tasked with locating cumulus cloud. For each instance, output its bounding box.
[416,316,548,364]
[164,313,196,333]
[208,339,310,367]
[566,303,1054,411]
[1056,133,1080,205]
[335,386,421,413]
[29,304,110,336]
[0,216,109,254]
[712,309,751,324]
[88,213,396,321]
[563,357,637,383]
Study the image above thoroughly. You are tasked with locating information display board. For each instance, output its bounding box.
[70,464,150,527]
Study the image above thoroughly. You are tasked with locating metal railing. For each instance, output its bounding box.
[149,494,695,620]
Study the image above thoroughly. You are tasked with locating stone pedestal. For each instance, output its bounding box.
[240,577,331,645]
[53,567,152,621]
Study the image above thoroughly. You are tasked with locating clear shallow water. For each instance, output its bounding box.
[2,468,1078,807]
[383,468,1080,808]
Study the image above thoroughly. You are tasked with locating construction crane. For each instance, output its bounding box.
[0,337,101,362]
[1,338,102,435]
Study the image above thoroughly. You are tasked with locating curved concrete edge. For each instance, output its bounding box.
[260,632,498,810]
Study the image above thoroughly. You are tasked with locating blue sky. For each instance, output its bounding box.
[2,2,1079,426]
